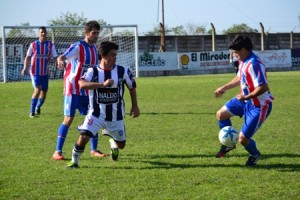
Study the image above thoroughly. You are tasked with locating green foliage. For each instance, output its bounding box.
[223,23,259,34]
[0,72,299,199]
[6,22,35,38]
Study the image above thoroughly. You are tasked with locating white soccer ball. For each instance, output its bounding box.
[218,126,239,147]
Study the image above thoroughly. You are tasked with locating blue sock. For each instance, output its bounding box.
[90,133,99,151]
[36,98,44,109]
[31,98,38,114]
[244,139,260,156]
[56,124,69,152]
[218,119,232,129]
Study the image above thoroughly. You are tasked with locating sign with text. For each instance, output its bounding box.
[0,44,24,64]
[255,50,291,68]
[178,51,231,70]
[138,52,177,71]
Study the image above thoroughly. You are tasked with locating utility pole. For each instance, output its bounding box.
[159,0,166,52]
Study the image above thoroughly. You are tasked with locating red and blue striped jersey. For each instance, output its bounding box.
[63,40,99,96]
[238,52,274,107]
[26,40,57,76]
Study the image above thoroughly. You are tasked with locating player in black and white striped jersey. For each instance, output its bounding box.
[66,41,140,168]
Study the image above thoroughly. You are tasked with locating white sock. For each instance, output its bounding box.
[109,138,118,149]
[72,148,83,165]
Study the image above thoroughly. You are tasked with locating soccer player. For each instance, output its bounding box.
[214,35,273,166]
[66,41,140,168]
[52,20,105,160]
[22,26,58,117]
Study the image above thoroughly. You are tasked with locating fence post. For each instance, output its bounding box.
[260,22,264,51]
[1,26,7,83]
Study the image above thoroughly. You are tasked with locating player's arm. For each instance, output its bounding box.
[236,83,269,101]
[79,79,114,90]
[128,88,140,118]
[21,55,31,76]
[214,76,240,97]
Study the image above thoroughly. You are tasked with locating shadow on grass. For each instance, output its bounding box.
[138,112,215,115]
[95,153,300,172]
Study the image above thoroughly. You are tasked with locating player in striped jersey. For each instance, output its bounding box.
[214,35,273,166]
[67,41,140,168]
[22,26,58,117]
[52,20,105,160]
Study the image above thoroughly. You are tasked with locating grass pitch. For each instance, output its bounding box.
[0,71,299,200]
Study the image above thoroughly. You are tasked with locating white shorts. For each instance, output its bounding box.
[78,114,126,142]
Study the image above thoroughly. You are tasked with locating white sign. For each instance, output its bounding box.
[138,52,177,71]
[0,44,24,64]
[255,50,291,68]
[178,51,231,70]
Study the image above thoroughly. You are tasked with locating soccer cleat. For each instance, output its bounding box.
[245,152,261,167]
[91,150,107,158]
[66,161,79,169]
[35,108,41,115]
[29,113,36,118]
[216,144,236,158]
[109,138,119,161]
[52,151,65,160]
[111,148,119,161]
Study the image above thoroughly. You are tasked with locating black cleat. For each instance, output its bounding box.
[216,145,236,158]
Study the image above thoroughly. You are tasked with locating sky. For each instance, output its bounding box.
[0,0,299,35]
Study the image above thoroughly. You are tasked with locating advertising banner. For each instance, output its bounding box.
[138,52,177,71]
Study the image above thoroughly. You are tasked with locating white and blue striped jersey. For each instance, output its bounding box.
[81,64,136,121]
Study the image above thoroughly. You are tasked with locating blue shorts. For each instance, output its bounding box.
[63,94,89,117]
[31,75,49,91]
[225,97,272,139]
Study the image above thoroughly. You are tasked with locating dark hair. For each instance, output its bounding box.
[98,41,119,60]
[229,35,253,51]
[84,20,100,32]
[38,26,47,32]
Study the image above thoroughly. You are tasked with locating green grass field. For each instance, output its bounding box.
[0,71,299,200]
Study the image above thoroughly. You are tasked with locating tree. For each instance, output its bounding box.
[185,23,207,35]
[223,23,258,34]
[144,24,172,36]
[47,12,107,37]
[7,22,35,38]
[171,25,187,36]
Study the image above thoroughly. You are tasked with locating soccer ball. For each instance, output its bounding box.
[218,126,239,147]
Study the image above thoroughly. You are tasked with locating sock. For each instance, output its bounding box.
[56,124,69,152]
[109,138,118,149]
[218,119,232,129]
[244,139,260,157]
[36,98,44,109]
[72,144,85,165]
[30,98,38,114]
[90,133,99,151]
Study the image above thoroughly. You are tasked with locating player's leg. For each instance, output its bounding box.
[78,96,106,158]
[102,121,126,161]
[67,115,102,168]
[35,76,48,115]
[52,94,76,160]
[241,103,272,166]
[216,97,245,158]
[29,76,42,117]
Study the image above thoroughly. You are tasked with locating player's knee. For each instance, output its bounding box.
[238,134,248,146]
[216,107,231,121]
[116,141,126,149]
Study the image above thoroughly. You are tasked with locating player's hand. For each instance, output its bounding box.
[57,60,66,69]
[21,69,26,76]
[236,93,246,101]
[103,79,114,87]
[130,106,140,118]
[214,87,225,97]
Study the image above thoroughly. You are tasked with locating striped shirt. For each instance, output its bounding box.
[238,52,274,107]
[26,40,57,76]
[81,65,136,121]
[63,40,98,96]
